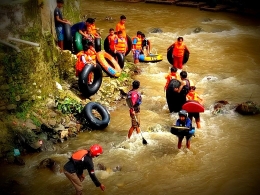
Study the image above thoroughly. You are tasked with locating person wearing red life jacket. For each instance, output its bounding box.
[164,67,178,91]
[107,28,118,56]
[126,80,142,139]
[63,144,106,195]
[75,42,96,77]
[168,36,190,70]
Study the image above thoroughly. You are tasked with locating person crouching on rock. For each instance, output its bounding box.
[63,144,106,195]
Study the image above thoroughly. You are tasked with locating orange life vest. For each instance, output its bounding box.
[85,48,97,63]
[116,22,126,38]
[132,36,142,50]
[108,34,117,51]
[173,42,185,57]
[71,149,88,161]
[115,37,127,53]
[164,73,177,89]
[76,51,87,76]
[89,24,97,35]
[186,92,202,104]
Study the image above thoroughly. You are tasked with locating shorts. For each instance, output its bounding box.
[130,113,140,128]
[133,50,141,60]
[55,26,64,41]
[188,112,200,122]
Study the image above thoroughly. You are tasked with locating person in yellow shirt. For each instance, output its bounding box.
[115,15,126,38]
[186,82,204,128]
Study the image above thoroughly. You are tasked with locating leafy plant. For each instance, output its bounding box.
[56,97,84,114]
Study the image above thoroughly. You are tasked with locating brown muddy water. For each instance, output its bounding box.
[1,0,260,194]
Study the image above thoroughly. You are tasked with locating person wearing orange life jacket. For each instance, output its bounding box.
[107,28,118,56]
[132,31,143,65]
[114,30,127,55]
[164,67,178,91]
[168,36,190,70]
[86,18,100,38]
[63,144,106,195]
[115,15,126,38]
[126,80,142,139]
[186,81,204,128]
[75,42,96,77]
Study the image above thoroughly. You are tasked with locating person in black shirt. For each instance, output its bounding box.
[63,144,106,195]
[54,0,71,50]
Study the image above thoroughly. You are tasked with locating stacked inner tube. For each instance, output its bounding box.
[83,102,110,129]
[78,63,103,98]
[167,45,189,65]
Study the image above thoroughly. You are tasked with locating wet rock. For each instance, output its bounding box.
[149,28,163,33]
[97,163,107,171]
[113,165,122,172]
[235,101,260,115]
[193,27,203,33]
[38,158,61,173]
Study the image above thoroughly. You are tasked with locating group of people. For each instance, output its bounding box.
[55,0,203,194]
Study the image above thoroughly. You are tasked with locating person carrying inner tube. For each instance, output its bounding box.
[186,81,204,128]
[75,42,96,80]
[54,0,71,50]
[164,67,178,92]
[115,15,127,38]
[140,33,151,56]
[175,110,193,149]
[127,80,142,139]
[63,144,106,195]
[114,30,128,56]
[132,31,143,65]
[168,37,190,71]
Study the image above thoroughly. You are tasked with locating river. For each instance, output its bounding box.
[1,0,260,194]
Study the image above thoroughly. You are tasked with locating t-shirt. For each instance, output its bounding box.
[54,7,63,27]
[71,22,86,36]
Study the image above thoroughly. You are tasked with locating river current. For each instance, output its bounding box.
[1,0,260,194]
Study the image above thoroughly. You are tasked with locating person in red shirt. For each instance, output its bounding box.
[126,80,142,139]
[115,15,126,38]
[107,28,117,56]
[164,67,178,91]
[168,37,190,70]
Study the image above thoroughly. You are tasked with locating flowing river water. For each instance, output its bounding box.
[1,0,260,194]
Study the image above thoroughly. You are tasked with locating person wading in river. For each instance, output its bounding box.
[63,144,106,195]
[126,80,142,139]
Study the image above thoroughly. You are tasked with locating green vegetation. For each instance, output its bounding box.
[57,97,84,114]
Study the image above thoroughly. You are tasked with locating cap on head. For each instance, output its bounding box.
[178,109,188,118]
[90,144,103,157]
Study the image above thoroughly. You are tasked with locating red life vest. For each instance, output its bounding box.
[75,51,86,77]
[173,42,185,57]
[71,149,88,161]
